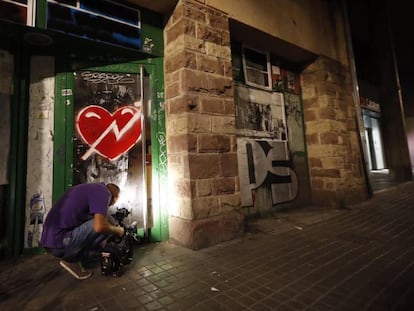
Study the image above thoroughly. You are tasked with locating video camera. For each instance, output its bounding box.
[101,207,138,277]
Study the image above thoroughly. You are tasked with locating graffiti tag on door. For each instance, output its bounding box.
[76,105,142,161]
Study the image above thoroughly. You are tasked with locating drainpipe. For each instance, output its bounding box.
[341,0,373,196]
[139,65,148,237]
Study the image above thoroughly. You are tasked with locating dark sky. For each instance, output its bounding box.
[345,0,413,92]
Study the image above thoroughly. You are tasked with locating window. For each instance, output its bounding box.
[47,0,141,50]
[242,46,271,90]
[0,0,33,26]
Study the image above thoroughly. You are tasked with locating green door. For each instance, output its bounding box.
[53,59,168,242]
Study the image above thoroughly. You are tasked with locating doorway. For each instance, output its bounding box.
[53,61,167,242]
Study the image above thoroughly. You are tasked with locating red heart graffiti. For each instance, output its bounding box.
[76,105,142,161]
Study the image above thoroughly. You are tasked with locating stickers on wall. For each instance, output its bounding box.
[143,37,154,53]
[27,192,46,248]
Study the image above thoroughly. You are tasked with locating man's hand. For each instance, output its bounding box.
[94,213,124,236]
[114,225,125,237]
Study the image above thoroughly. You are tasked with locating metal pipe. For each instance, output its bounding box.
[341,0,373,196]
[139,65,148,233]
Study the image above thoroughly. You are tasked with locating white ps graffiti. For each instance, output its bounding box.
[237,138,298,206]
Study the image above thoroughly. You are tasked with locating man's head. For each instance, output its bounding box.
[106,183,120,206]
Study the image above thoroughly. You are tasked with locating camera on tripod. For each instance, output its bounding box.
[101,207,138,277]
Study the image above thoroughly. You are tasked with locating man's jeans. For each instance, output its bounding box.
[51,219,107,263]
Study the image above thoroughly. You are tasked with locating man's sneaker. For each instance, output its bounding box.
[59,260,93,280]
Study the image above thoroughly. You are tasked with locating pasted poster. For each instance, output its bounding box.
[271,66,301,94]
[74,71,150,227]
[237,138,298,207]
[235,84,286,140]
[284,93,305,153]
[27,193,46,248]
[235,84,309,211]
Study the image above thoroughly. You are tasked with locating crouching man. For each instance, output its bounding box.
[40,183,124,280]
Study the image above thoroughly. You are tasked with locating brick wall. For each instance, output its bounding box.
[164,0,243,249]
[301,57,369,207]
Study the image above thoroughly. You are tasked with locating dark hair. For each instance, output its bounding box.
[106,183,120,204]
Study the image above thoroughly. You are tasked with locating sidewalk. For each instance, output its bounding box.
[1,182,414,311]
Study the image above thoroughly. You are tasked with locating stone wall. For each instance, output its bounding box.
[164,0,243,249]
[301,57,369,207]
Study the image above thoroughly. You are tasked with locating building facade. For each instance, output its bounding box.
[0,0,409,258]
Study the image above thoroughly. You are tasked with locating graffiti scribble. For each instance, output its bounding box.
[81,71,135,84]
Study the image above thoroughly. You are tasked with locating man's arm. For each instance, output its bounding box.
[93,213,124,236]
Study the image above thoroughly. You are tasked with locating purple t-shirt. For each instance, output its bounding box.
[41,183,111,249]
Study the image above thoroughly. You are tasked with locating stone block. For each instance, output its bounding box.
[166,18,196,45]
[188,153,220,178]
[306,133,319,145]
[206,9,228,30]
[165,50,197,73]
[169,211,244,250]
[198,134,231,153]
[303,109,317,121]
[196,53,222,74]
[168,94,200,115]
[219,193,241,213]
[183,2,207,22]
[309,157,322,167]
[211,116,235,134]
[167,115,189,135]
[223,99,235,113]
[170,197,193,219]
[165,81,181,100]
[319,106,336,119]
[207,74,232,96]
[173,178,194,199]
[188,113,212,133]
[196,179,212,197]
[222,59,232,77]
[167,154,190,179]
[219,152,238,177]
[320,132,340,144]
[321,156,344,169]
[311,168,341,178]
[205,42,231,59]
[184,35,206,53]
[200,97,225,114]
[211,177,236,195]
[181,69,209,93]
[167,134,197,153]
[169,215,221,249]
[311,178,324,189]
[192,196,220,219]
[196,24,223,45]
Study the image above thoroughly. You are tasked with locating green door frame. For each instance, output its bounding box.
[139,58,168,242]
[53,59,168,242]
[53,72,74,203]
